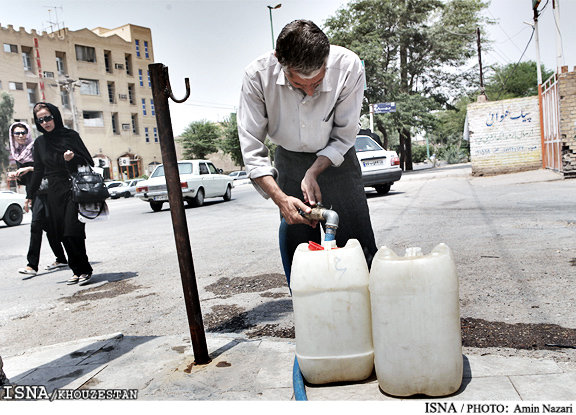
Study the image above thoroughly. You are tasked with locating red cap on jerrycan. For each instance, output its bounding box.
[308,241,324,251]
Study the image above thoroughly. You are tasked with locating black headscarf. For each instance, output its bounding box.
[33,102,94,167]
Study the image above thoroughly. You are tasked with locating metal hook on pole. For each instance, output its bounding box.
[166,77,190,103]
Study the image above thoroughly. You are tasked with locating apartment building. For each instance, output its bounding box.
[1,23,161,180]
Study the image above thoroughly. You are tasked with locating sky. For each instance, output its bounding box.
[2,0,574,135]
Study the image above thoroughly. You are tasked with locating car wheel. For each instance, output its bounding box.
[193,188,204,207]
[124,191,131,198]
[3,204,23,226]
[223,185,232,201]
[150,201,164,212]
[375,184,391,195]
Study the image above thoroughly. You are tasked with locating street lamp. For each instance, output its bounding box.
[267,4,282,49]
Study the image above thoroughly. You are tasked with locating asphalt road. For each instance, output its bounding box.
[1,167,575,359]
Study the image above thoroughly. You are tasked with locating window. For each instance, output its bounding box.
[55,52,66,75]
[104,50,112,73]
[150,99,155,116]
[128,84,135,104]
[22,47,33,71]
[141,98,147,116]
[4,43,17,53]
[111,113,119,134]
[75,45,96,62]
[207,163,218,174]
[83,111,104,127]
[0,81,2,89]
[131,114,139,134]
[26,84,38,106]
[135,39,140,57]
[107,82,115,104]
[144,41,149,59]
[9,82,24,91]
[125,53,132,75]
[138,69,143,87]
[60,88,70,108]
[79,79,99,95]
[145,127,150,143]
[147,71,152,88]
[153,127,158,142]
[199,163,209,175]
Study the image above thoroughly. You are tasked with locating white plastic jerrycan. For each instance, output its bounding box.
[369,243,462,397]
[290,239,374,384]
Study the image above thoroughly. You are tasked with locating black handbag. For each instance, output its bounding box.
[71,166,110,203]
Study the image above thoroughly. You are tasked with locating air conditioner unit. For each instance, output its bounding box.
[122,123,131,130]
[43,71,55,78]
[119,157,131,166]
[118,94,127,100]
[114,63,124,69]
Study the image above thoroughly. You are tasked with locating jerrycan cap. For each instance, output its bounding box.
[308,241,324,251]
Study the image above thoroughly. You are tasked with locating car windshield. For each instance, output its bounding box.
[151,163,194,178]
[355,136,383,152]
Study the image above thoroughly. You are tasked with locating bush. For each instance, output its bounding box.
[411,144,428,163]
[441,145,469,164]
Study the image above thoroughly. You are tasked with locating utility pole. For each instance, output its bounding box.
[476,27,487,102]
[552,0,564,72]
[532,0,546,169]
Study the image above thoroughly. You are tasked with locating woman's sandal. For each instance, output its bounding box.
[78,274,92,286]
[67,275,79,285]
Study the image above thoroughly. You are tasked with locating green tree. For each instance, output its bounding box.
[0,93,15,171]
[485,60,554,100]
[324,0,489,170]
[178,120,219,160]
[219,113,244,168]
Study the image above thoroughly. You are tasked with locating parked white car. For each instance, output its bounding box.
[135,160,233,212]
[0,191,26,227]
[354,135,402,194]
[109,178,145,199]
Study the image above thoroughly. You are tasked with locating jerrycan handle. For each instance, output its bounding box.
[308,241,324,251]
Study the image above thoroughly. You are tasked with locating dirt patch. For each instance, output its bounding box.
[204,304,255,332]
[247,324,295,339]
[204,274,286,298]
[462,318,576,350]
[60,280,143,304]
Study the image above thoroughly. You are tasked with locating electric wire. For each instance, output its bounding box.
[493,26,535,101]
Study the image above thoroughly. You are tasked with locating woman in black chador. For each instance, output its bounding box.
[26,102,94,286]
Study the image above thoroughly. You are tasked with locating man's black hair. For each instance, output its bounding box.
[275,20,330,75]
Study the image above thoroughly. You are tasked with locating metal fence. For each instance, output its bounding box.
[541,73,562,172]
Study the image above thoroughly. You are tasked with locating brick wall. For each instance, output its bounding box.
[558,70,576,175]
[467,96,541,176]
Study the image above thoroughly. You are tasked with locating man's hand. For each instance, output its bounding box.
[253,175,316,227]
[301,156,332,206]
[24,199,32,213]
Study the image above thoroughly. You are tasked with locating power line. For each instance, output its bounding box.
[493,26,535,100]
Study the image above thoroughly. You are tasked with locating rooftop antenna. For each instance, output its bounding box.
[45,6,65,35]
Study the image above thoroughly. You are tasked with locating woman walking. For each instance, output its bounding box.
[8,121,67,276]
[26,102,94,286]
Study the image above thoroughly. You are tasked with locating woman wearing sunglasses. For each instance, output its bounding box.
[8,121,68,277]
[26,102,94,286]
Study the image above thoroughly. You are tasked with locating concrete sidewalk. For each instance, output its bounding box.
[3,332,576,401]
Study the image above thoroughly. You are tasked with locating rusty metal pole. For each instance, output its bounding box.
[148,63,210,365]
